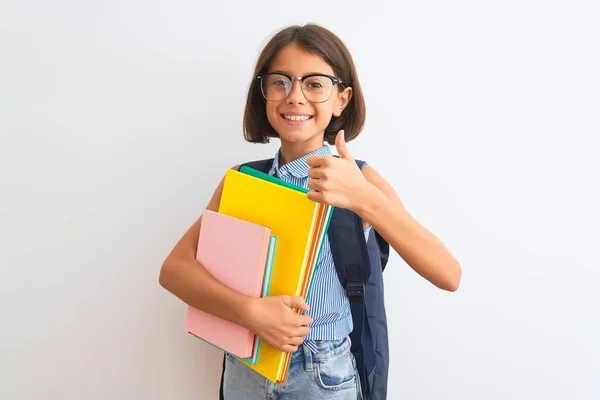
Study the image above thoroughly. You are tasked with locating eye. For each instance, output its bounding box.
[303,77,329,91]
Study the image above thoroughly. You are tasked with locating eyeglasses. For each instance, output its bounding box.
[256,73,348,103]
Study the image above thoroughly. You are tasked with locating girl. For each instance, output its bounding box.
[160,24,461,399]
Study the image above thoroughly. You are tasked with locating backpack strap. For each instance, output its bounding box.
[328,158,376,396]
[375,231,390,271]
[329,207,373,396]
[238,158,275,174]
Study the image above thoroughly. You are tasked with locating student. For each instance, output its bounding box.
[159,23,461,400]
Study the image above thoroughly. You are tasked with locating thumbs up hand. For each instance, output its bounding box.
[306,130,372,211]
[334,128,354,161]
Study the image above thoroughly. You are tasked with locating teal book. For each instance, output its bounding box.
[238,234,277,364]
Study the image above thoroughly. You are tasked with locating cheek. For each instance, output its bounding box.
[313,104,334,126]
[265,103,279,124]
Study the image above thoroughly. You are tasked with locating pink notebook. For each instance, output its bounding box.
[185,209,270,358]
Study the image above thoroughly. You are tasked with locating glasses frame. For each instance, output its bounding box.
[256,72,349,103]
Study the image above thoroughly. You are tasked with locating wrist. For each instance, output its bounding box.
[237,296,259,330]
[355,182,384,221]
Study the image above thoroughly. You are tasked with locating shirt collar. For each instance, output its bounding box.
[269,145,332,178]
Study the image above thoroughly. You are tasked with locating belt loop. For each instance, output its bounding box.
[303,344,313,372]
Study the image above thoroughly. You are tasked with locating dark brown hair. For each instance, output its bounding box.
[243,24,366,145]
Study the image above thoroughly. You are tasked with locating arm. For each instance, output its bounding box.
[158,167,252,327]
[357,165,462,292]
[306,131,461,292]
[158,166,311,353]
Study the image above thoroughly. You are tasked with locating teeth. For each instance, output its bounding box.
[283,114,311,121]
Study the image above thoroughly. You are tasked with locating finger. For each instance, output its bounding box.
[306,155,329,167]
[335,130,354,160]
[297,314,313,326]
[282,345,299,353]
[285,296,310,311]
[307,167,326,179]
[307,179,326,192]
[307,190,324,204]
[289,336,304,346]
[295,326,310,337]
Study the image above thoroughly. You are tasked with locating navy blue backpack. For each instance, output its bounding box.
[219,158,390,399]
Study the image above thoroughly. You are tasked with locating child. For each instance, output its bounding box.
[159,24,461,399]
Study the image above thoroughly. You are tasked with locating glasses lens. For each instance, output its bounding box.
[302,76,334,103]
[259,74,335,102]
[261,74,291,101]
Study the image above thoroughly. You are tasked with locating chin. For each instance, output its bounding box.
[276,127,324,144]
[278,129,311,142]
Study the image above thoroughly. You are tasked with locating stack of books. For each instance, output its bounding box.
[185,165,333,383]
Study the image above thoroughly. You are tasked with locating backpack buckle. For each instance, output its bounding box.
[346,282,365,302]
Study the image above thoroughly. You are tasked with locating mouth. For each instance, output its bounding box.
[280,113,314,122]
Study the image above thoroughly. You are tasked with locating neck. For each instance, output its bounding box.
[278,136,325,165]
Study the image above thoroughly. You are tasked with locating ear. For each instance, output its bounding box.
[333,87,353,117]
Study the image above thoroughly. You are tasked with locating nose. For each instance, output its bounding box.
[286,78,306,105]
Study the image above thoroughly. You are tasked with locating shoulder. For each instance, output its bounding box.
[238,158,275,171]
[354,159,368,169]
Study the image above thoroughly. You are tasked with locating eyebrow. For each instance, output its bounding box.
[268,70,332,77]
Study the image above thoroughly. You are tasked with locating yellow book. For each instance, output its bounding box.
[279,201,329,381]
[218,168,326,383]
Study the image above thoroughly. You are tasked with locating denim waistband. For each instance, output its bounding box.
[290,335,351,367]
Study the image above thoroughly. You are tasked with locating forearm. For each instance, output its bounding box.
[357,185,461,291]
[159,256,253,327]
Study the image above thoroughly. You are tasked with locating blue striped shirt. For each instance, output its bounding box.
[268,144,371,353]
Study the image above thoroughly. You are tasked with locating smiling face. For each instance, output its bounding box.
[264,43,352,151]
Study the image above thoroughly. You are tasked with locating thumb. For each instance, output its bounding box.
[284,296,310,311]
[335,130,353,160]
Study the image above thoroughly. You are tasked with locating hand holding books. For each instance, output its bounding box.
[243,295,312,353]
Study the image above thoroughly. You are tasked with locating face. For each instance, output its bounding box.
[264,43,352,147]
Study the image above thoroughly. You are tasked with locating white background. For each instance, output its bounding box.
[1,0,599,399]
